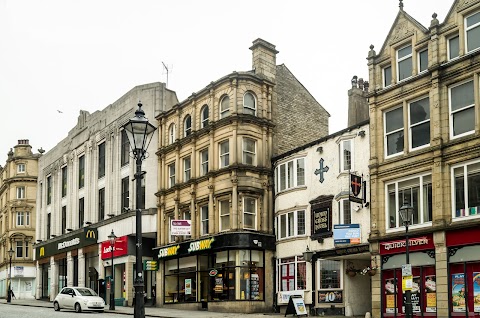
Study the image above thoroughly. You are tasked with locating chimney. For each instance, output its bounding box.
[249,39,279,81]
[13,139,33,157]
[348,76,369,127]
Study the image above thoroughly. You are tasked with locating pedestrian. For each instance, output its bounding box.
[152,287,156,306]
[10,289,16,300]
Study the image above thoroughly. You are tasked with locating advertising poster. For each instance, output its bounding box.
[385,278,396,313]
[452,273,466,312]
[425,275,437,312]
[474,272,480,313]
[185,278,192,295]
[402,276,420,313]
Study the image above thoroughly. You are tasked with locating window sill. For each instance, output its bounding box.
[276,186,307,196]
[452,214,480,222]
[385,222,432,233]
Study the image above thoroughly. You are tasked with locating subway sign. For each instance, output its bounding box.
[35,228,98,259]
[187,238,214,253]
[158,245,180,259]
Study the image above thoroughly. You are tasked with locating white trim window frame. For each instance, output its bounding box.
[277,256,307,292]
[384,106,404,158]
[243,92,257,116]
[220,95,230,119]
[243,197,257,230]
[219,199,230,231]
[449,79,475,139]
[448,34,460,60]
[17,186,25,199]
[397,44,412,82]
[201,105,209,128]
[200,149,209,176]
[451,159,480,220]
[385,173,432,231]
[277,209,306,240]
[338,199,351,225]
[465,11,480,53]
[219,140,230,168]
[168,123,176,144]
[408,96,430,150]
[242,138,256,166]
[340,140,353,172]
[275,157,306,193]
[168,162,175,188]
[184,115,192,137]
[383,65,392,88]
[17,211,25,226]
[183,156,191,182]
[418,48,428,73]
[200,205,209,235]
[16,241,24,258]
[17,163,26,173]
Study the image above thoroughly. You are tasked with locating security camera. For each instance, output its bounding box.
[354,206,361,212]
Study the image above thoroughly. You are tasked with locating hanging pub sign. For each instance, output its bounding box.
[350,173,363,203]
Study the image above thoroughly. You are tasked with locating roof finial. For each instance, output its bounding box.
[399,0,404,10]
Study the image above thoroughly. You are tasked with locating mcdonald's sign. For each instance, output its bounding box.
[84,228,98,241]
[39,247,45,257]
[35,228,99,259]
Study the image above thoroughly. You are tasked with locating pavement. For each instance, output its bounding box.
[0,298,282,318]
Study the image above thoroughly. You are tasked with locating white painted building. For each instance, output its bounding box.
[33,82,178,305]
[273,79,373,316]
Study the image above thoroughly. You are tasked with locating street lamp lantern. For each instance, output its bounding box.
[7,247,14,303]
[108,229,117,310]
[399,202,414,318]
[122,101,156,318]
[302,246,314,263]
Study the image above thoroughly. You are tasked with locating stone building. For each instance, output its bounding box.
[273,78,371,316]
[34,83,178,305]
[0,140,41,299]
[153,38,329,313]
[367,1,480,317]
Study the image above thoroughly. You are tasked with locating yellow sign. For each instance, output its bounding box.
[39,247,45,257]
[158,245,180,258]
[427,292,436,307]
[402,275,413,291]
[85,230,96,239]
[386,294,395,308]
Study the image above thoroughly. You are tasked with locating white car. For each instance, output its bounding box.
[53,286,105,313]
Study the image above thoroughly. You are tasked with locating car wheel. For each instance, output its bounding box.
[53,301,60,311]
[74,303,82,313]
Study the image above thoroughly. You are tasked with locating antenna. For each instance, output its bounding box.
[162,62,170,88]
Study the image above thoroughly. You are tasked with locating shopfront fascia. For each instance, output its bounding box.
[379,234,436,317]
[155,232,275,308]
[446,227,480,317]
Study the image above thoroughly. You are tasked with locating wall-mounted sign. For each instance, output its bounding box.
[14,266,24,277]
[318,290,343,303]
[101,236,128,260]
[170,220,191,236]
[143,260,158,271]
[380,234,434,255]
[311,207,332,239]
[35,228,98,259]
[334,224,361,245]
[158,245,180,259]
[187,238,214,253]
[209,269,218,277]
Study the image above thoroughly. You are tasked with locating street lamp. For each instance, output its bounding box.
[7,247,14,303]
[122,101,156,318]
[108,229,117,310]
[399,202,414,318]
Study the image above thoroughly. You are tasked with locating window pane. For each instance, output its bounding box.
[297,262,306,290]
[287,212,294,237]
[386,108,403,133]
[287,161,294,188]
[343,200,351,224]
[297,210,305,235]
[297,159,305,186]
[467,163,480,215]
[453,107,475,136]
[244,93,256,115]
[423,181,433,222]
[398,45,412,59]
[280,165,286,191]
[467,12,480,26]
[221,96,230,118]
[411,122,430,148]
[467,26,480,52]
[384,66,392,87]
[343,140,351,171]
[410,97,430,124]
[398,57,412,81]
[388,184,397,228]
[419,50,428,72]
[319,260,340,289]
[280,214,286,238]
[387,131,404,156]
[451,81,474,112]
[449,36,459,59]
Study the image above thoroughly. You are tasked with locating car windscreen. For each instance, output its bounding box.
[75,288,97,296]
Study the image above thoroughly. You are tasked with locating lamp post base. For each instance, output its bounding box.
[134,280,145,318]
[109,293,115,310]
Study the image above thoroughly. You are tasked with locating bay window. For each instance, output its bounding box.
[275,157,305,192]
[277,209,305,239]
[243,197,257,230]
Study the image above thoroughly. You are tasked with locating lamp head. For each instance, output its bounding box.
[108,229,117,245]
[122,101,156,160]
[399,202,414,225]
[8,247,14,258]
[302,246,314,263]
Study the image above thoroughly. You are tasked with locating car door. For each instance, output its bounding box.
[63,288,75,309]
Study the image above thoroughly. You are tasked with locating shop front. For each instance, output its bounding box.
[34,228,99,301]
[446,227,480,317]
[155,232,275,313]
[380,234,436,317]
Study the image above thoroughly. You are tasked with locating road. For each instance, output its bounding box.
[0,304,117,318]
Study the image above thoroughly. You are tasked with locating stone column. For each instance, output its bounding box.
[50,257,58,301]
[67,251,74,287]
[434,231,448,317]
[78,248,85,287]
[35,261,42,299]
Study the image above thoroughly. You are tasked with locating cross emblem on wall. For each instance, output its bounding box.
[314,158,329,183]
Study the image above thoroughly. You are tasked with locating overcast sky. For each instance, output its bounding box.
[0,0,454,163]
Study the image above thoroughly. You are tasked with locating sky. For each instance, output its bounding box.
[0,0,454,163]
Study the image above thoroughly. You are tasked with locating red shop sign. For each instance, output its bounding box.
[101,235,128,259]
[446,227,480,247]
[380,234,434,255]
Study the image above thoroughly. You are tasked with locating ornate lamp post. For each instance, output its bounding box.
[7,247,14,303]
[108,229,117,310]
[122,101,156,318]
[399,202,414,318]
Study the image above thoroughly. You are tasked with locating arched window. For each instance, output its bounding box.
[168,123,176,144]
[220,96,230,119]
[201,105,209,128]
[243,92,256,116]
[184,115,192,137]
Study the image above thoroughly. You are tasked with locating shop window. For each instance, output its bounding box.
[243,197,257,230]
[319,259,341,289]
[219,199,230,231]
[384,106,404,157]
[184,115,192,137]
[183,157,191,182]
[277,210,305,240]
[383,65,392,88]
[386,174,432,229]
[466,11,480,53]
[61,166,67,197]
[220,95,230,118]
[409,96,430,150]
[275,157,305,192]
[200,205,209,235]
[238,250,264,300]
[201,105,209,128]
[448,34,460,60]
[243,92,256,116]
[452,160,480,219]
[339,140,352,172]
[278,256,306,291]
[418,49,428,73]
[449,80,475,138]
